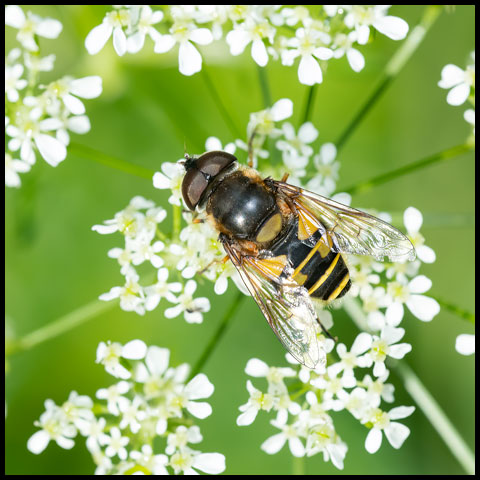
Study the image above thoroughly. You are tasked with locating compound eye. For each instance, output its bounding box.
[182,168,208,210]
[197,151,236,177]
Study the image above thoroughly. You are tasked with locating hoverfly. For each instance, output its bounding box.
[180,149,415,369]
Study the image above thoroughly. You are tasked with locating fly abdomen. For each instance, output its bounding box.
[270,218,351,302]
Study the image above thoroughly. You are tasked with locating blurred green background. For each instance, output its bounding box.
[5,5,475,475]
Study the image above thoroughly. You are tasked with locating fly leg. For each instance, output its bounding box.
[316,316,338,342]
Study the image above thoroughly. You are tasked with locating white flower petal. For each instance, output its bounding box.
[438,64,466,89]
[245,358,270,377]
[185,373,214,400]
[289,437,305,457]
[189,28,213,46]
[205,136,222,151]
[178,41,202,76]
[154,34,176,53]
[251,39,268,67]
[122,339,147,359]
[261,433,286,454]
[464,108,475,125]
[455,334,475,355]
[416,245,436,263]
[385,302,404,327]
[365,427,382,453]
[446,83,470,106]
[385,422,410,449]
[92,223,118,235]
[186,400,212,419]
[389,405,415,420]
[373,361,386,377]
[62,93,86,115]
[85,23,113,55]
[346,48,365,72]
[67,115,91,134]
[27,430,50,454]
[5,5,26,29]
[34,134,67,167]
[226,29,250,55]
[113,26,127,56]
[270,99,293,121]
[298,54,322,85]
[382,326,405,345]
[312,47,333,61]
[145,346,170,375]
[403,206,423,233]
[351,332,373,355]
[406,295,440,322]
[192,453,225,474]
[357,24,370,45]
[152,172,170,189]
[127,31,145,54]
[388,343,412,359]
[298,122,318,143]
[214,276,228,295]
[373,16,409,41]
[35,18,63,39]
[56,435,75,450]
[408,275,432,294]
[236,407,258,426]
[70,76,103,99]
[164,304,183,319]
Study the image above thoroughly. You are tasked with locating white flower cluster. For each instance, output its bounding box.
[438,51,475,142]
[27,340,226,475]
[92,196,214,323]
[236,343,415,469]
[5,5,103,188]
[84,5,408,83]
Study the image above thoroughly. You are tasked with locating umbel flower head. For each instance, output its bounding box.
[5,5,103,187]
[83,5,409,85]
[27,340,226,475]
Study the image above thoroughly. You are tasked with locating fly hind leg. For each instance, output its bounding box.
[316,316,338,342]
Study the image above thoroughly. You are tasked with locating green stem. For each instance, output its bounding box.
[342,297,475,475]
[201,66,242,139]
[292,456,305,475]
[340,144,473,195]
[69,142,156,180]
[256,65,282,166]
[429,295,475,325]
[387,212,475,229]
[6,298,117,356]
[188,291,245,380]
[257,64,272,108]
[336,5,443,152]
[301,85,318,125]
[395,362,475,475]
[172,204,182,240]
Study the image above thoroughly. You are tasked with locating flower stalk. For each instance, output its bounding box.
[336,5,443,152]
[69,142,156,180]
[6,298,117,356]
[201,65,242,139]
[188,290,245,381]
[340,143,473,196]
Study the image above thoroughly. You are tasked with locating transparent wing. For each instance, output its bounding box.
[274,181,416,262]
[222,239,324,369]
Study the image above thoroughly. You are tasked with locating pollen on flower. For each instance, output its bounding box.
[370,339,389,363]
